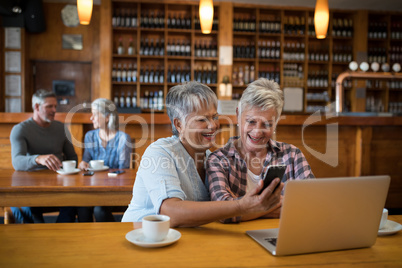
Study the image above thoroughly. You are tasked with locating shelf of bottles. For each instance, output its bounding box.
[367,13,388,67]
[389,13,402,115]
[364,12,402,115]
[111,1,219,113]
[231,7,256,99]
[257,8,282,93]
[390,14,402,68]
[329,12,355,112]
[306,11,331,113]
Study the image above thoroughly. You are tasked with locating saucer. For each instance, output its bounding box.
[56,168,80,175]
[126,228,181,248]
[378,220,402,236]
[88,166,109,172]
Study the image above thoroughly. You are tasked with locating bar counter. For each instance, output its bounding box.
[0,112,401,210]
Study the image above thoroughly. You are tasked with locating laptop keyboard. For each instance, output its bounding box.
[264,237,277,246]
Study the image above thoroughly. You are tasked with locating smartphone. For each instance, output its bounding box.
[260,165,286,193]
[108,169,125,176]
[83,171,94,176]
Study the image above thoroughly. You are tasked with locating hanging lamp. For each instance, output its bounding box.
[314,0,329,39]
[77,0,93,25]
[199,0,214,34]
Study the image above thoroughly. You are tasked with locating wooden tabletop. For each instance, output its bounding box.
[0,215,401,267]
[0,169,136,207]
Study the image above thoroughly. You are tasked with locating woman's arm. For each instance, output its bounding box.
[160,178,283,227]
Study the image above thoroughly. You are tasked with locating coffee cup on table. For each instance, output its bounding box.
[90,160,104,170]
[379,208,388,230]
[142,215,170,242]
[62,160,76,172]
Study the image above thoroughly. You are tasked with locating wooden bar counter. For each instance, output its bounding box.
[0,112,401,211]
[0,215,401,267]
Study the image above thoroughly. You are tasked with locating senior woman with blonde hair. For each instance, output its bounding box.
[122,81,283,227]
[78,98,131,221]
[207,78,314,223]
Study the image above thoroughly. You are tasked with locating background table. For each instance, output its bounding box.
[0,169,135,207]
[0,216,401,267]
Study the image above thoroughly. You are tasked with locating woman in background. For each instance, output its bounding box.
[79,98,131,221]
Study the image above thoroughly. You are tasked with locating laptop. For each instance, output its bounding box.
[246,175,390,256]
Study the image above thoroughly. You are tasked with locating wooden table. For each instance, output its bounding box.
[0,169,135,207]
[0,216,401,267]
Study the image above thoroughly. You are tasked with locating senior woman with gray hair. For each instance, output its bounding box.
[207,78,314,223]
[122,81,282,227]
[78,98,131,221]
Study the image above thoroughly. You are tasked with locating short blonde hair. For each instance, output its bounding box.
[238,78,284,122]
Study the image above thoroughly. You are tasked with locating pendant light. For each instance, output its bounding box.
[314,0,329,39]
[77,0,93,25]
[199,0,214,34]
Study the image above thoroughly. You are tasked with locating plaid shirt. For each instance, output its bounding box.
[206,136,315,223]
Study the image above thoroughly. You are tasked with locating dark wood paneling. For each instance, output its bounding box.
[33,61,92,113]
[25,3,100,110]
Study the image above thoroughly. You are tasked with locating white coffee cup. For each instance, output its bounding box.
[142,215,170,242]
[90,160,104,170]
[62,160,76,172]
[379,208,388,229]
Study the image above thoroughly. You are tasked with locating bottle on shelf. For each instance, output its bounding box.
[152,91,158,109]
[158,90,164,110]
[131,9,137,28]
[125,9,131,28]
[212,15,218,31]
[125,90,132,108]
[238,66,244,86]
[244,65,250,84]
[127,64,132,82]
[113,91,119,106]
[128,37,135,55]
[112,63,117,82]
[212,65,217,84]
[132,90,137,108]
[121,64,127,82]
[117,36,124,55]
[232,67,238,86]
[148,91,154,109]
[132,63,137,82]
[119,90,125,108]
[112,9,119,27]
[144,91,149,109]
[142,11,149,28]
[250,65,255,83]
[120,9,126,27]
[116,63,122,82]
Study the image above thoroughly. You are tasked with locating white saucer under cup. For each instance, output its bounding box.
[142,215,170,242]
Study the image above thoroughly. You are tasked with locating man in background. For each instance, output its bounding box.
[9,89,90,223]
